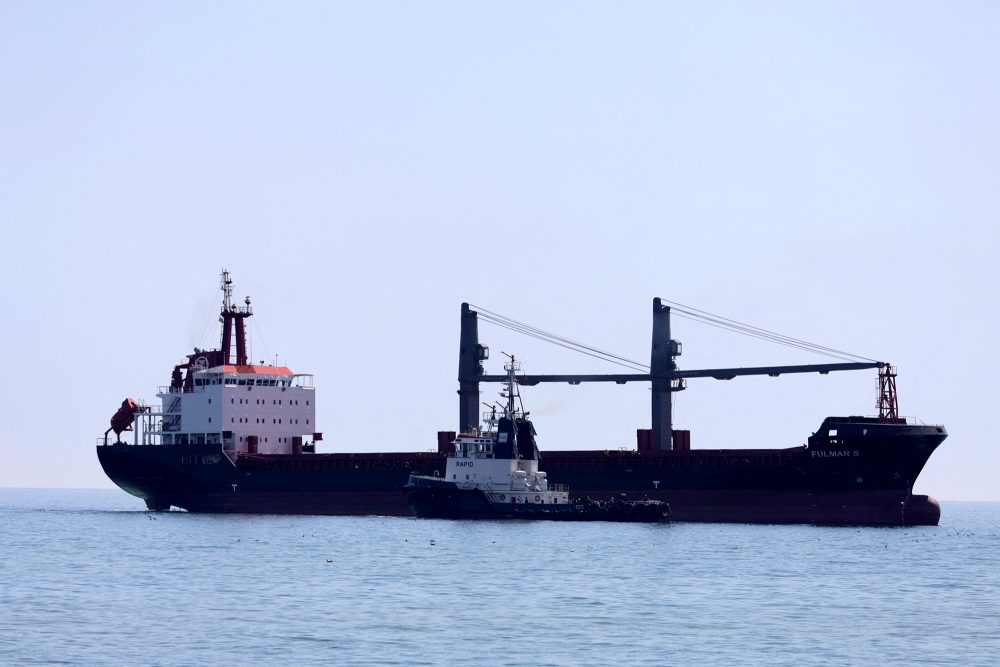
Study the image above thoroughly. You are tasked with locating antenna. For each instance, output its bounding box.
[218,269,252,365]
[221,269,234,311]
[500,351,525,418]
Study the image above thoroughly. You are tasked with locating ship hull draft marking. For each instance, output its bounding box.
[96,281,945,526]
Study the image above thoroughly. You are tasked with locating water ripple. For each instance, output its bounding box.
[0,490,997,666]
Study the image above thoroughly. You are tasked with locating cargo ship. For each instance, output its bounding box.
[97,272,946,525]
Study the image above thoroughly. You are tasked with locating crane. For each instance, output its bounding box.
[458,299,884,450]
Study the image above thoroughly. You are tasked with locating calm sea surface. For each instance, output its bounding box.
[0,490,997,666]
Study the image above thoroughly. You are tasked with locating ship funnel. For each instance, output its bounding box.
[218,269,253,366]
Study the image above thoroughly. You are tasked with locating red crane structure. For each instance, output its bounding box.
[878,364,900,421]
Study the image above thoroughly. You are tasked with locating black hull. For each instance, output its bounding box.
[404,479,669,522]
[97,417,946,525]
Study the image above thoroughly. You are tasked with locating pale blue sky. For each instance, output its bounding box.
[1,2,997,499]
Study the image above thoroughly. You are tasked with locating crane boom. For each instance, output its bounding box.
[459,299,883,450]
[480,362,880,385]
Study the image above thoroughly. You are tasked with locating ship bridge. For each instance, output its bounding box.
[189,364,312,389]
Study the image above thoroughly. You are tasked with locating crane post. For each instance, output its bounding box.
[651,298,674,450]
[458,303,486,432]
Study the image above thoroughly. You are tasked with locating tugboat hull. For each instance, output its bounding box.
[404,477,670,522]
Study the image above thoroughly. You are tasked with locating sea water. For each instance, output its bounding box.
[0,489,997,666]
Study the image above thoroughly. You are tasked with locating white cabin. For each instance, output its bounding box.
[445,431,568,505]
[157,364,316,454]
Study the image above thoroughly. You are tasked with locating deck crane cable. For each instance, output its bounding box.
[476,313,650,372]
[661,299,879,363]
[675,308,876,362]
[670,311,862,362]
[470,301,878,370]
[670,308,874,361]
[471,305,649,369]
[471,305,650,372]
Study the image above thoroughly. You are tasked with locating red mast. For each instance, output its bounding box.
[877,364,899,421]
[220,270,252,366]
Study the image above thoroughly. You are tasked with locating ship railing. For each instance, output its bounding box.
[894,416,927,426]
[866,415,921,426]
[549,483,569,493]
[97,436,137,447]
[292,374,315,388]
[96,434,162,446]
[158,386,194,395]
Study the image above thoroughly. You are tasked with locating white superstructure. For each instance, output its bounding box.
[104,271,321,456]
[445,430,567,504]
[157,364,316,454]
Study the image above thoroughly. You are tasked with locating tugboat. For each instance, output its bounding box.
[405,355,670,522]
